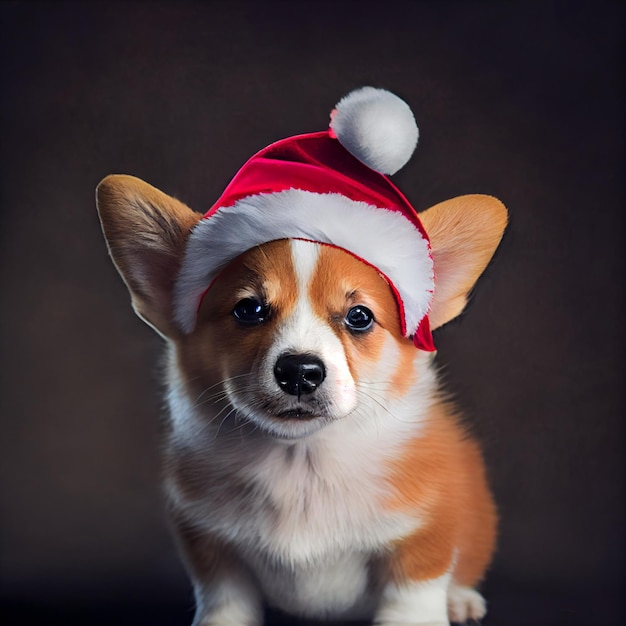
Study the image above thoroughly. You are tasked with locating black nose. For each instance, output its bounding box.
[274,353,326,396]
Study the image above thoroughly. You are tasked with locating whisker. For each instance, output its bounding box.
[215,407,239,439]
[192,373,250,406]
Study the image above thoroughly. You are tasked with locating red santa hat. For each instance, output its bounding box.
[174,87,436,351]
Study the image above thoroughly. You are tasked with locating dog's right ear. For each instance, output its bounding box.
[96,175,202,338]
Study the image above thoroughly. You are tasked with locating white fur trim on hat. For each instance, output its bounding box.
[174,189,433,336]
[330,87,419,175]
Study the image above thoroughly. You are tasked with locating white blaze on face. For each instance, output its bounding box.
[257,240,357,419]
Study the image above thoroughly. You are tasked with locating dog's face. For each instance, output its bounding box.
[96,175,507,439]
[177,238,417,439]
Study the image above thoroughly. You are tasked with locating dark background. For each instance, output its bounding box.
[1,2,623,625]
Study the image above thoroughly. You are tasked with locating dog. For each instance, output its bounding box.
[96,87,507,625]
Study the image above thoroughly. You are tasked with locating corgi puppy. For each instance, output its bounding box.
[96,88,507,625]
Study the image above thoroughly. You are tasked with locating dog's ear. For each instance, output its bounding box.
[96,175,202,338]
[419,194,507,330]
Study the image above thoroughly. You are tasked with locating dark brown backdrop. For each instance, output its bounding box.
[1,2,623,625]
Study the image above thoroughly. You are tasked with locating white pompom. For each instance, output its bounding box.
[330,87,419,175]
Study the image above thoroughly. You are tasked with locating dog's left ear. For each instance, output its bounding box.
[96,175,202,338]
[419,195,508,330]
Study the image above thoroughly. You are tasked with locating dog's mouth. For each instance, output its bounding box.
[225,393,339,440]
[259,397,326,421]
[273,407,319,420]
[225,377,348,438]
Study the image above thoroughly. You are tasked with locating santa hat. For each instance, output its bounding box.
[175,87,436,351]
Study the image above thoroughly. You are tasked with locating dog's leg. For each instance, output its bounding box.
[191,572,262,626]
[172,518,262,626]
[373,573,451,626]
[446,582,486,624]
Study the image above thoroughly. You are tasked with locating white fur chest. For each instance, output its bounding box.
[250,434,418,554]
[234,434,419,617]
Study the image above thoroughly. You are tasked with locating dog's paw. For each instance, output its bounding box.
[192,590,262,626]
[193,610,261,626]
[375,575,451,626]
[446,584,486,624]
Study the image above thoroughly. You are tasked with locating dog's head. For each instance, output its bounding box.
[96,175,506,439]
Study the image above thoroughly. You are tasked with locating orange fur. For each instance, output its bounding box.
[388,337,420,398]
[385,402,497,587]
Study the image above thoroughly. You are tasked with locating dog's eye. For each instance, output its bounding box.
[233,298,270,325]
[344,305,374,332]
